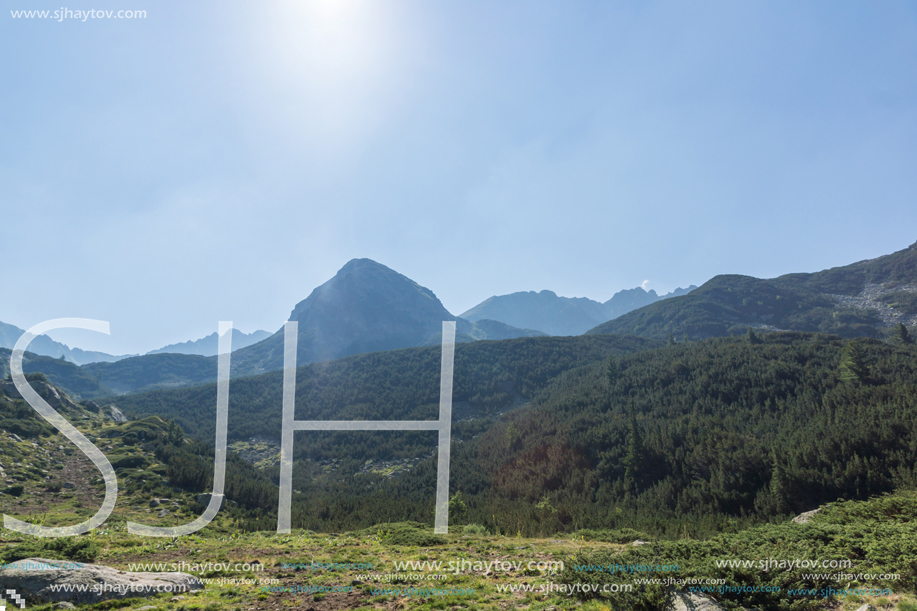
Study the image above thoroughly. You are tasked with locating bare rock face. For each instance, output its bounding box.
[792,509,821,524]
[667,591,726,611]
[107,405,128,423]
[0,558,203,605]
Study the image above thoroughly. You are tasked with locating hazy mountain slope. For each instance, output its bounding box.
[146,329,271,356]
[774,240,917,296]
[588,241,917,340]
[0,320,127,365]
[460,286,699,336]
[81,353,216,396]
[460,291,610,336]
[0,348,111,399]
[602,287,660,320]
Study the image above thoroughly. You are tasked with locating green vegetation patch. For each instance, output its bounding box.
[575,527,650,544]
[357,522,446,546]
[561,490,917,611]
[0,536,100,563]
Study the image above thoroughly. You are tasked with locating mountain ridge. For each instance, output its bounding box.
[588,240,917,339]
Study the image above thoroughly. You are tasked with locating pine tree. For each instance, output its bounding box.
[747,327,761,345]
[605,355,620,387]
[449,491,468,524]
[839,340,869,383]
[768,458,789,515]
[667,332,675,346]
[623,405,643,488]
[895,323,913,346]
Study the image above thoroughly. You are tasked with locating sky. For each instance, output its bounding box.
[1,0,916,355]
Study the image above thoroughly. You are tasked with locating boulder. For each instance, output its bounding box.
[0,558,203,605]
[667,591,726,611]
[107,406,128,423]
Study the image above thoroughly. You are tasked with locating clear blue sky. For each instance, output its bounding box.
[2,1,916,354]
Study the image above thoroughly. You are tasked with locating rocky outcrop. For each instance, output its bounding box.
[667,591,726,610]
[0,381,81,414]
[107,405,128,423]
[792,509,821,524]
[0,558,203,604]
[830,283,917,328]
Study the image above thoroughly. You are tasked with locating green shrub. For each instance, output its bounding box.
[462,523,488,536]
[359,522,446,546]
[109,454,147,469]
[0,537,100,563]
[3,485,24,497]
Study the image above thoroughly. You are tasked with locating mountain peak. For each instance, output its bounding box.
[290,259,444,325]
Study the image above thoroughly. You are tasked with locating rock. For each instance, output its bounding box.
[137,606,158,610]
[107,406,128,423]
[82,401,101,413]
[149,499,160,508]
[667,591,726,611]
[10,434,23,443]
[854,605,878,611]
[792,509,821,524]
[62,483,75,489]
[54,603,76,609]
[157,510,170,517]
[0,558,203,605]
[632,540,649,546]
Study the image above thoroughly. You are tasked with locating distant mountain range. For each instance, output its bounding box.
[588,240,917,340]
[460,285,697,336]
[0,320,272,364]
[146,329,272,357]
[0,320,128,365]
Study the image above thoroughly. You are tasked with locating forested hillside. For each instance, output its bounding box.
[102,334,660,447]
[88,330,917,537]
[476,331,917,537]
